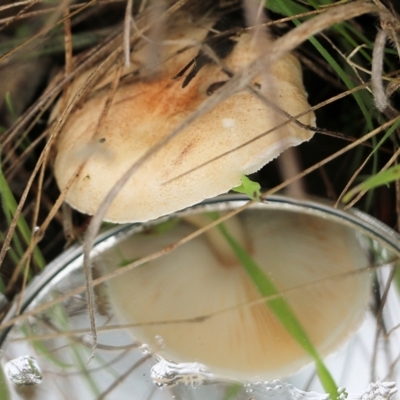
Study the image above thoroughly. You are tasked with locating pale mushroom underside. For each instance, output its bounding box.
[104,209,370,381]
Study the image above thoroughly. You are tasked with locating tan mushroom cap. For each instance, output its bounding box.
[105,209,370,381]
[53,18,315,223]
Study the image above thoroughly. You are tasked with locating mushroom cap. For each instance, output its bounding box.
[104,209,370,381]
[53,17,315,223]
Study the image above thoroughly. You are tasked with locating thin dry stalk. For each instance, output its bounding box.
[0,0,41,34]
[344,145,400,209]
[123,0,133,67]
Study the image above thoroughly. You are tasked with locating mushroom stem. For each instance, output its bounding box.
[183,213,249,267]
[278,148,306,198]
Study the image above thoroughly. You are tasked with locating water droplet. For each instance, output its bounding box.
[155,335,165,349]
[361,381,397,400]
[150,356,211,388]
[82,334,94,346]
[337,387,348,400]
[244,380,331,399]
[139,344,152,355]
[5,355,42,386]
[32,227,43,241]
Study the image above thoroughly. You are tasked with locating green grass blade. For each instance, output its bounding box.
[223,383,242,400]
[0,365,11,400]
[334,24,371,62]
[264,0,309,16]
[343,165,400,203]
[308,36,373,130]
[394,264,400,300]
[21,325,73,369]
[48,301,101,396]
[342,118,400,203]
[275,1,374,132]
[5,92,17,122]
[0,154,46,270]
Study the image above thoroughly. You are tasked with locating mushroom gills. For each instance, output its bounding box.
[103,208,370,381]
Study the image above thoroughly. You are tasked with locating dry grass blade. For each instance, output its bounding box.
[0,0,40,33]
[0,0,94,63]
[344,144,400,209]
[123,0,133,67]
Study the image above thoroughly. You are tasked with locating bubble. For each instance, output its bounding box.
[139,344,152,355]
[337,387,348,400]
[361,381,397,400]
[155,335,165,349]
[150,356,211,388]
[82,334,95,346]
[244,380,331,400]
[5,355,42,386]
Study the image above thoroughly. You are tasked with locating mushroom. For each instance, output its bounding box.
[103,206,370,381]
[52,9,315,223]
